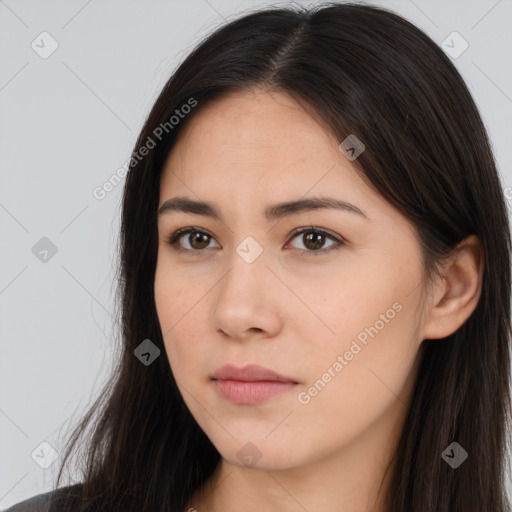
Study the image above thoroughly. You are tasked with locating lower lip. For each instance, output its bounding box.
[212,379,297,405]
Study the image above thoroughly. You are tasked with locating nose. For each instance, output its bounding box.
[210,246,283,341]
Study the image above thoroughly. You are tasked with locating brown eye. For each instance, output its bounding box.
[167,228,218,252]
[166,226,344,257]
[288,227,343,256]
[187,231,210,250]
[302,231,326,250]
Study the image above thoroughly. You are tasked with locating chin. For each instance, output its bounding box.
[209,436,307,471]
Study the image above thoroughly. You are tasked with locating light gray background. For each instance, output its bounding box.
[1,0,511,509]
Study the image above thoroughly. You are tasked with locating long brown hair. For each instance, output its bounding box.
[51,2,512,511]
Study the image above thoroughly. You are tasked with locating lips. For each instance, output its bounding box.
[211,363,297,383]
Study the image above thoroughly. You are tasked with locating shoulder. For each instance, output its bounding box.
[4,484,84,512]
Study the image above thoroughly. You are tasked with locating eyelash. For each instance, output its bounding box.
[165,226,345,257]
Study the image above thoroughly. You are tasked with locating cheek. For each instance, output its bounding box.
[292,259,422,420]
[154,261,216,384]
[282,259,404,355]
[290,297,421,460]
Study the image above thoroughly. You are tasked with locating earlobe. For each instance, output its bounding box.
[421,235,484,340]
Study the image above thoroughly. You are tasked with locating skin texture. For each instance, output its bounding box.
[154,88,483,512]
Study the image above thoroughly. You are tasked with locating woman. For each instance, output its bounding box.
[7,2,511,511]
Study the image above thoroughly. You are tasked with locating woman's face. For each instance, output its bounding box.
[154,88,429,471]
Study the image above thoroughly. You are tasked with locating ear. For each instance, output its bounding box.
[421,234,484,340]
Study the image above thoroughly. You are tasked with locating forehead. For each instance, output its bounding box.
[159,88,382,217]
[162,90,362,186]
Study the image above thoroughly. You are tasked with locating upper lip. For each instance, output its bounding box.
[211,364,297,383]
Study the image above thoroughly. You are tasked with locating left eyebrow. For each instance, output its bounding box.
[157,195,369,222]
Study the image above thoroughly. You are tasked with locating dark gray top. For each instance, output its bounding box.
[4,484,83,512]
